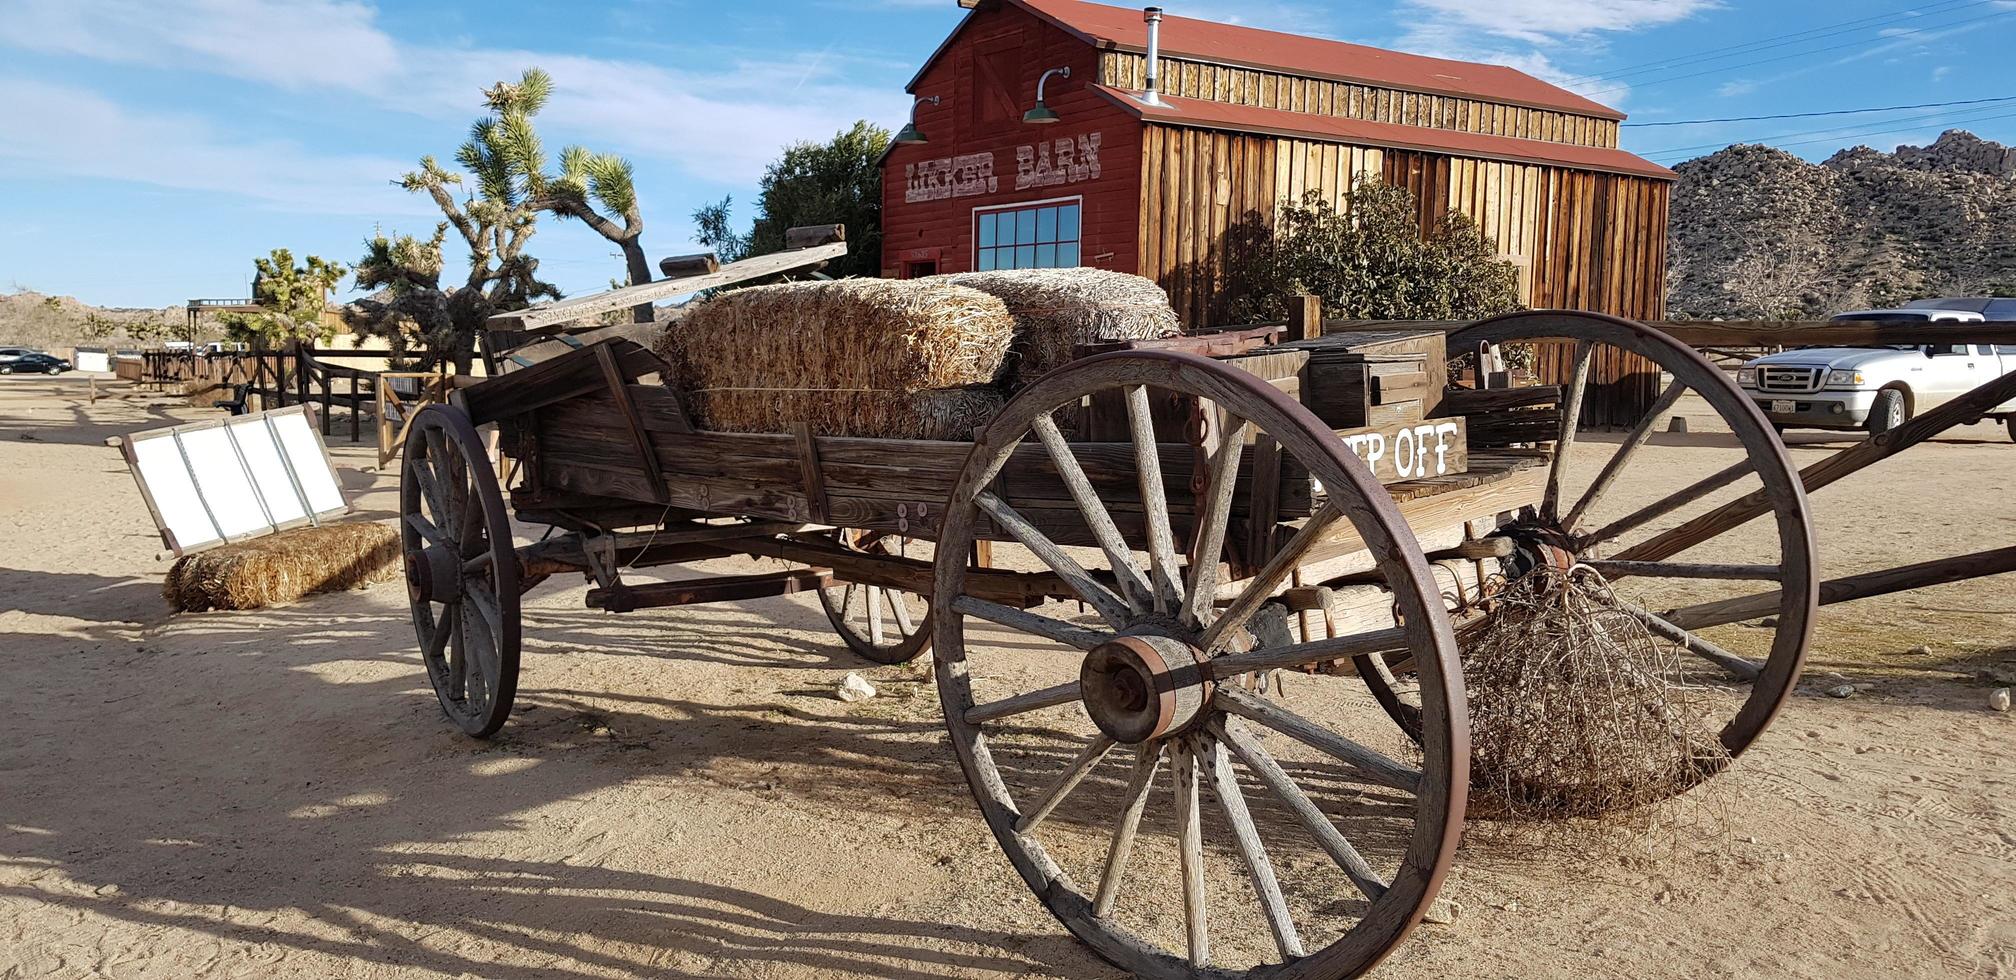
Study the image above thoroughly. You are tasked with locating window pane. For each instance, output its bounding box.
[1035,243,1056,268]
[1058,204,1081,243]
[978,248,997,271]
[1017,244,1037,268]
[1057,243,1080,267]
[1037,207,1058,244]
[1016,210,1037,245]
[978,213,997,248]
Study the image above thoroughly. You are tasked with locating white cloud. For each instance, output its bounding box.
[0,0,912,185]
[1401,0,1718,46]
[0,0,402,92]
[0,78,425,215]
[1718,79,1759,97]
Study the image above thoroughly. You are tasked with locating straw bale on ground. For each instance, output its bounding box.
[164,521,401,612]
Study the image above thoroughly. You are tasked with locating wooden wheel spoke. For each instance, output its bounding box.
[1211,717,1388,902]
[1543,339,1595,523]
[1031,412,1154,609]
[1617,602,1764,681]
[1172,738,1209,967]
[1181,415,1251,630]
[885,588,915,638]
[975,492,1132,628]
[1125,385,1186,614]
[951,595,1113,652]
[1217,686,1421,793]
[1200,504,1343,655]
[1581,560,1780,581]
[1199,734,1304,960]
[440,605,467,693]
[867,586,886,646]
[423,428,455,530]
[1015,735,1117,834]
[404,512,452,549]
[1093,745,1164,919]
[462,581,505,678]
[462,552,494,575]
[1210,627,1409,677]
[963,679,1082,724]
[1564,379,1687,533]
[409,452,449,524]
[1577,458,1753,551]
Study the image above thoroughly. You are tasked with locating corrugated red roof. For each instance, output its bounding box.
[1094,87,1675,180]
[1007,0,1625,121]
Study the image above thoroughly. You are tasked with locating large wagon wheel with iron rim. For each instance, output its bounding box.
[818,530,933,665]
[1357,311,1818,778]
[932,350,1466,978]
[400,403,522,738]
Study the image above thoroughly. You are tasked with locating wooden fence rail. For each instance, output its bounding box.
[137,345,418,444]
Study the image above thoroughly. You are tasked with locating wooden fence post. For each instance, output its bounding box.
[1288,294,1323,341]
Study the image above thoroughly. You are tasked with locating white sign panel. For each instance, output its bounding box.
[113,405,351,556]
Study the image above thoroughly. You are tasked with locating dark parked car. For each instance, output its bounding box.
[0,352,72,375]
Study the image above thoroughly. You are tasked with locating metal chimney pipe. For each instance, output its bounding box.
[1142,7,1167,106]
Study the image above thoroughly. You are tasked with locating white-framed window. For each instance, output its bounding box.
[974,196,1082,271]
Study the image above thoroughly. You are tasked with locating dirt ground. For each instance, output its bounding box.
[2,375,2011,979]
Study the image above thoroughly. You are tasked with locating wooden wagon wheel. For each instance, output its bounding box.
[932,350,1466,978]
[1358,311,1818,772]
[400,404,522,738]
[817,531,933,665]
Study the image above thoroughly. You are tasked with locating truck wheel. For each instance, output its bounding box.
[1867,388,1908,435]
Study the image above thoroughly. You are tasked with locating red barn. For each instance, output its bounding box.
[879,0,1677,373]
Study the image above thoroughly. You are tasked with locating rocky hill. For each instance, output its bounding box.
[0,291,191,351]
[1666,130,2016,319]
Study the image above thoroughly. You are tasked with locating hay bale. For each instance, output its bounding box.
[655,278,1014,393]
[1460,568,1731,821]
[940,268,1181,380]
[164,521,401,612]
[686,386,1003,441]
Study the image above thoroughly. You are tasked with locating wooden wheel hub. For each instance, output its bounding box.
[406,543,461,605]
[1080,634,1214,744]
[1495,525,1577,582]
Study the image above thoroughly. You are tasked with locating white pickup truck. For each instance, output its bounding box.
[1736,308,2016,439]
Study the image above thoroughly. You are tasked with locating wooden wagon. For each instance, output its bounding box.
[397,268,1826,977]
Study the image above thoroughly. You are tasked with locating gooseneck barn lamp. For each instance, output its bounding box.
[895,95,941,145]
[1024,66,1071,124]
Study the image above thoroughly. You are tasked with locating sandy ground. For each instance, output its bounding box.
[1,374,2012,979]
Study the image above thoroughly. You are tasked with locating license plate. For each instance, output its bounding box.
[1770,399,1796,414]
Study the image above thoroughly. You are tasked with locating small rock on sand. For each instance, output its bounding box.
[1907,644,1932,656]
[837,673,878,703]
[1826,684,1856,699]
[1423,899,1460,924]
[1991,688,2012,712]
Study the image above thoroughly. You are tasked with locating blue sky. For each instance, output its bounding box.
[1,0,2011,308]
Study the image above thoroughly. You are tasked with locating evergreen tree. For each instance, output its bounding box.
[695,121,889,279]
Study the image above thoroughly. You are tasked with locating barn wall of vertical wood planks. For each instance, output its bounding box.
[881,0,1676,424]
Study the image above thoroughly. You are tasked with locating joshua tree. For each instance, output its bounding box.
[348,68,568,371]
[475,68,655,322]
[218,248,348,345]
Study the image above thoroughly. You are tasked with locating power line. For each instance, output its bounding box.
[1642,105,2016,160]
[1628,96,2016,127]
[1554,0,1994,85]
[1580,8,2016,99]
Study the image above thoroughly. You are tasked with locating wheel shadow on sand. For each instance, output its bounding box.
[0,587,1425,978]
